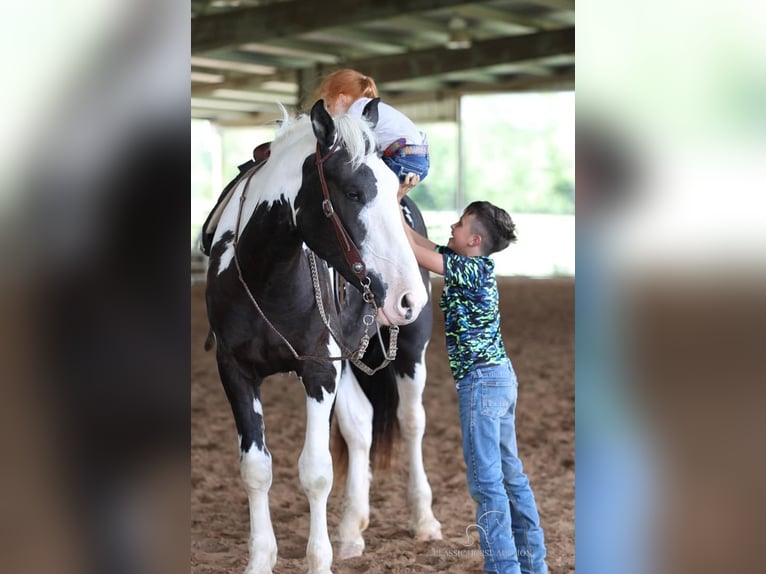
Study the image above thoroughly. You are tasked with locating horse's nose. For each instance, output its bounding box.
[399,292,415,321]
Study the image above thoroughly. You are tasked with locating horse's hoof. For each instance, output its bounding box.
[244,564,273,574]
[244,551,277,574]
[412,519,443,541]
[334,539,365,559]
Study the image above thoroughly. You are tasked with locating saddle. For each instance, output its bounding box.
[200,142,271,256]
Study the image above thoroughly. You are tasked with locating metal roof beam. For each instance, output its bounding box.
[318,27,574,84]
[192,0,492,52]
[452,5,556,32]
[383,71,575,107]
[527,0,576,11]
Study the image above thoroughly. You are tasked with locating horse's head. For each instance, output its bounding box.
[294,99,427,326]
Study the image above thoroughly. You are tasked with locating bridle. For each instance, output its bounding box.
[315,140,368,287]
[230,136,399,375]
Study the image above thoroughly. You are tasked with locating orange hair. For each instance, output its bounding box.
[316,69,379,104]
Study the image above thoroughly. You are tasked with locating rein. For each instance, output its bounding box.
[230,139,399,375]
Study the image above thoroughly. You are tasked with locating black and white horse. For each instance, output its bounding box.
[205,100,441,574]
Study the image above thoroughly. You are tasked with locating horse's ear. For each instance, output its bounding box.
[362,97,380,129]
[311,99,336,150]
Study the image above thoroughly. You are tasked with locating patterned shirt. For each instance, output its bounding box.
[437,246,507,381]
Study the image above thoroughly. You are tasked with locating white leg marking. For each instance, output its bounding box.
[333,366,373,559]
[396,347,442,541]
[299,378,337,574]
[240,405,278,574]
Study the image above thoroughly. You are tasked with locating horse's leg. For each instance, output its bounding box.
[396,345,443,541]
[217,350,277,574]
[299,369,338,574]
[333,363,373,559]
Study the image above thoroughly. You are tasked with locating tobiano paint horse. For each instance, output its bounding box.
[204,99,442,574]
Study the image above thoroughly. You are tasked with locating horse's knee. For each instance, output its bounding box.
[299,454,333,496]
[397,402,426,438]
[241,447,272,492]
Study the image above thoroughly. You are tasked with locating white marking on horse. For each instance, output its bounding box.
[358,161,427,323]
[333,365,374,559]
[298,339,341,573]
[396,346,442,540]
[241,435,277,573]
[212,112,378,278]
[214,235,236,276]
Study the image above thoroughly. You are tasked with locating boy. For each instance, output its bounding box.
[400,199,548,574]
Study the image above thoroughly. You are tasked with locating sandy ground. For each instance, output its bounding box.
[191,277,574,573]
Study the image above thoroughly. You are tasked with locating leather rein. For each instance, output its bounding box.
[231,139,398,375]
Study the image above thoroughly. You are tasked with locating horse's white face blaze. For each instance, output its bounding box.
[359,158,427,326]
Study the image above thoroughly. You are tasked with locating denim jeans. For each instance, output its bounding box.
[382,152,430,183]
[456,359,548,574]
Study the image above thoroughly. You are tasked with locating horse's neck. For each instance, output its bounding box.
[236,197,306,284]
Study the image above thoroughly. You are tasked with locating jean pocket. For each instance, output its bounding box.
[392,156,429,179]
[480,381,513,418]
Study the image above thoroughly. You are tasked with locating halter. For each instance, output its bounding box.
[230,134,399,375]
[315,140,368,284]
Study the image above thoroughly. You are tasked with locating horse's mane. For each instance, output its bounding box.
[224,105,379,228]
[271,106,376,171]
[333,113,377,169]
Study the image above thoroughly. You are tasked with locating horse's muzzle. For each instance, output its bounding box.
[377,289,424,326]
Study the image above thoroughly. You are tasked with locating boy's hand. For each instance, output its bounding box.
[397,173,420,201]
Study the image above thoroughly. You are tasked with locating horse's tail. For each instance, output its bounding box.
[353,348,401,472]
[330,413,349,481]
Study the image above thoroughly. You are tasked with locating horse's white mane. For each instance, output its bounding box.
[333,114,377,169]
[272,105,376,170]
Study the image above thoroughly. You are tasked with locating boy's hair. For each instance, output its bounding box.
[464,201,517,256]
[316,69,378,103]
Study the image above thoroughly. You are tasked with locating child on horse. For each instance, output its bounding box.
[316,68,429,197]
[399,196,549,574]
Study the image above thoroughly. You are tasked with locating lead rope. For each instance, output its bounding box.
[308,251,399,375]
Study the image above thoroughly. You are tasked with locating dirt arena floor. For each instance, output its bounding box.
[191,277,574,574]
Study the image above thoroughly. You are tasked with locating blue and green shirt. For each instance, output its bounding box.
[437,246,507,381]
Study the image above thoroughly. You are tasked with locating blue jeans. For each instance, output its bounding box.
[382,152,430,183]
[456,359,548,574]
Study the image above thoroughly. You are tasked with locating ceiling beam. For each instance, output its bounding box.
[195,71,575,125]
[192,0,491,52]
[383,71,575,107]
[317,27,574,85]
[452,4,556,32]
[527,0,576,11]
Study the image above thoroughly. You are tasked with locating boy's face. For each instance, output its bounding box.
[447,212,480,255]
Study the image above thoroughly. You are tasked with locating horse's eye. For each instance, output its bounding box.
[345,191,362,202]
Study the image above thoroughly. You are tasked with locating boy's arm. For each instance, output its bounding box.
[400,209,445,275]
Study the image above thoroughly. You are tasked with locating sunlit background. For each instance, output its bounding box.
[3,1,765,574]
[191,92,574,278]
